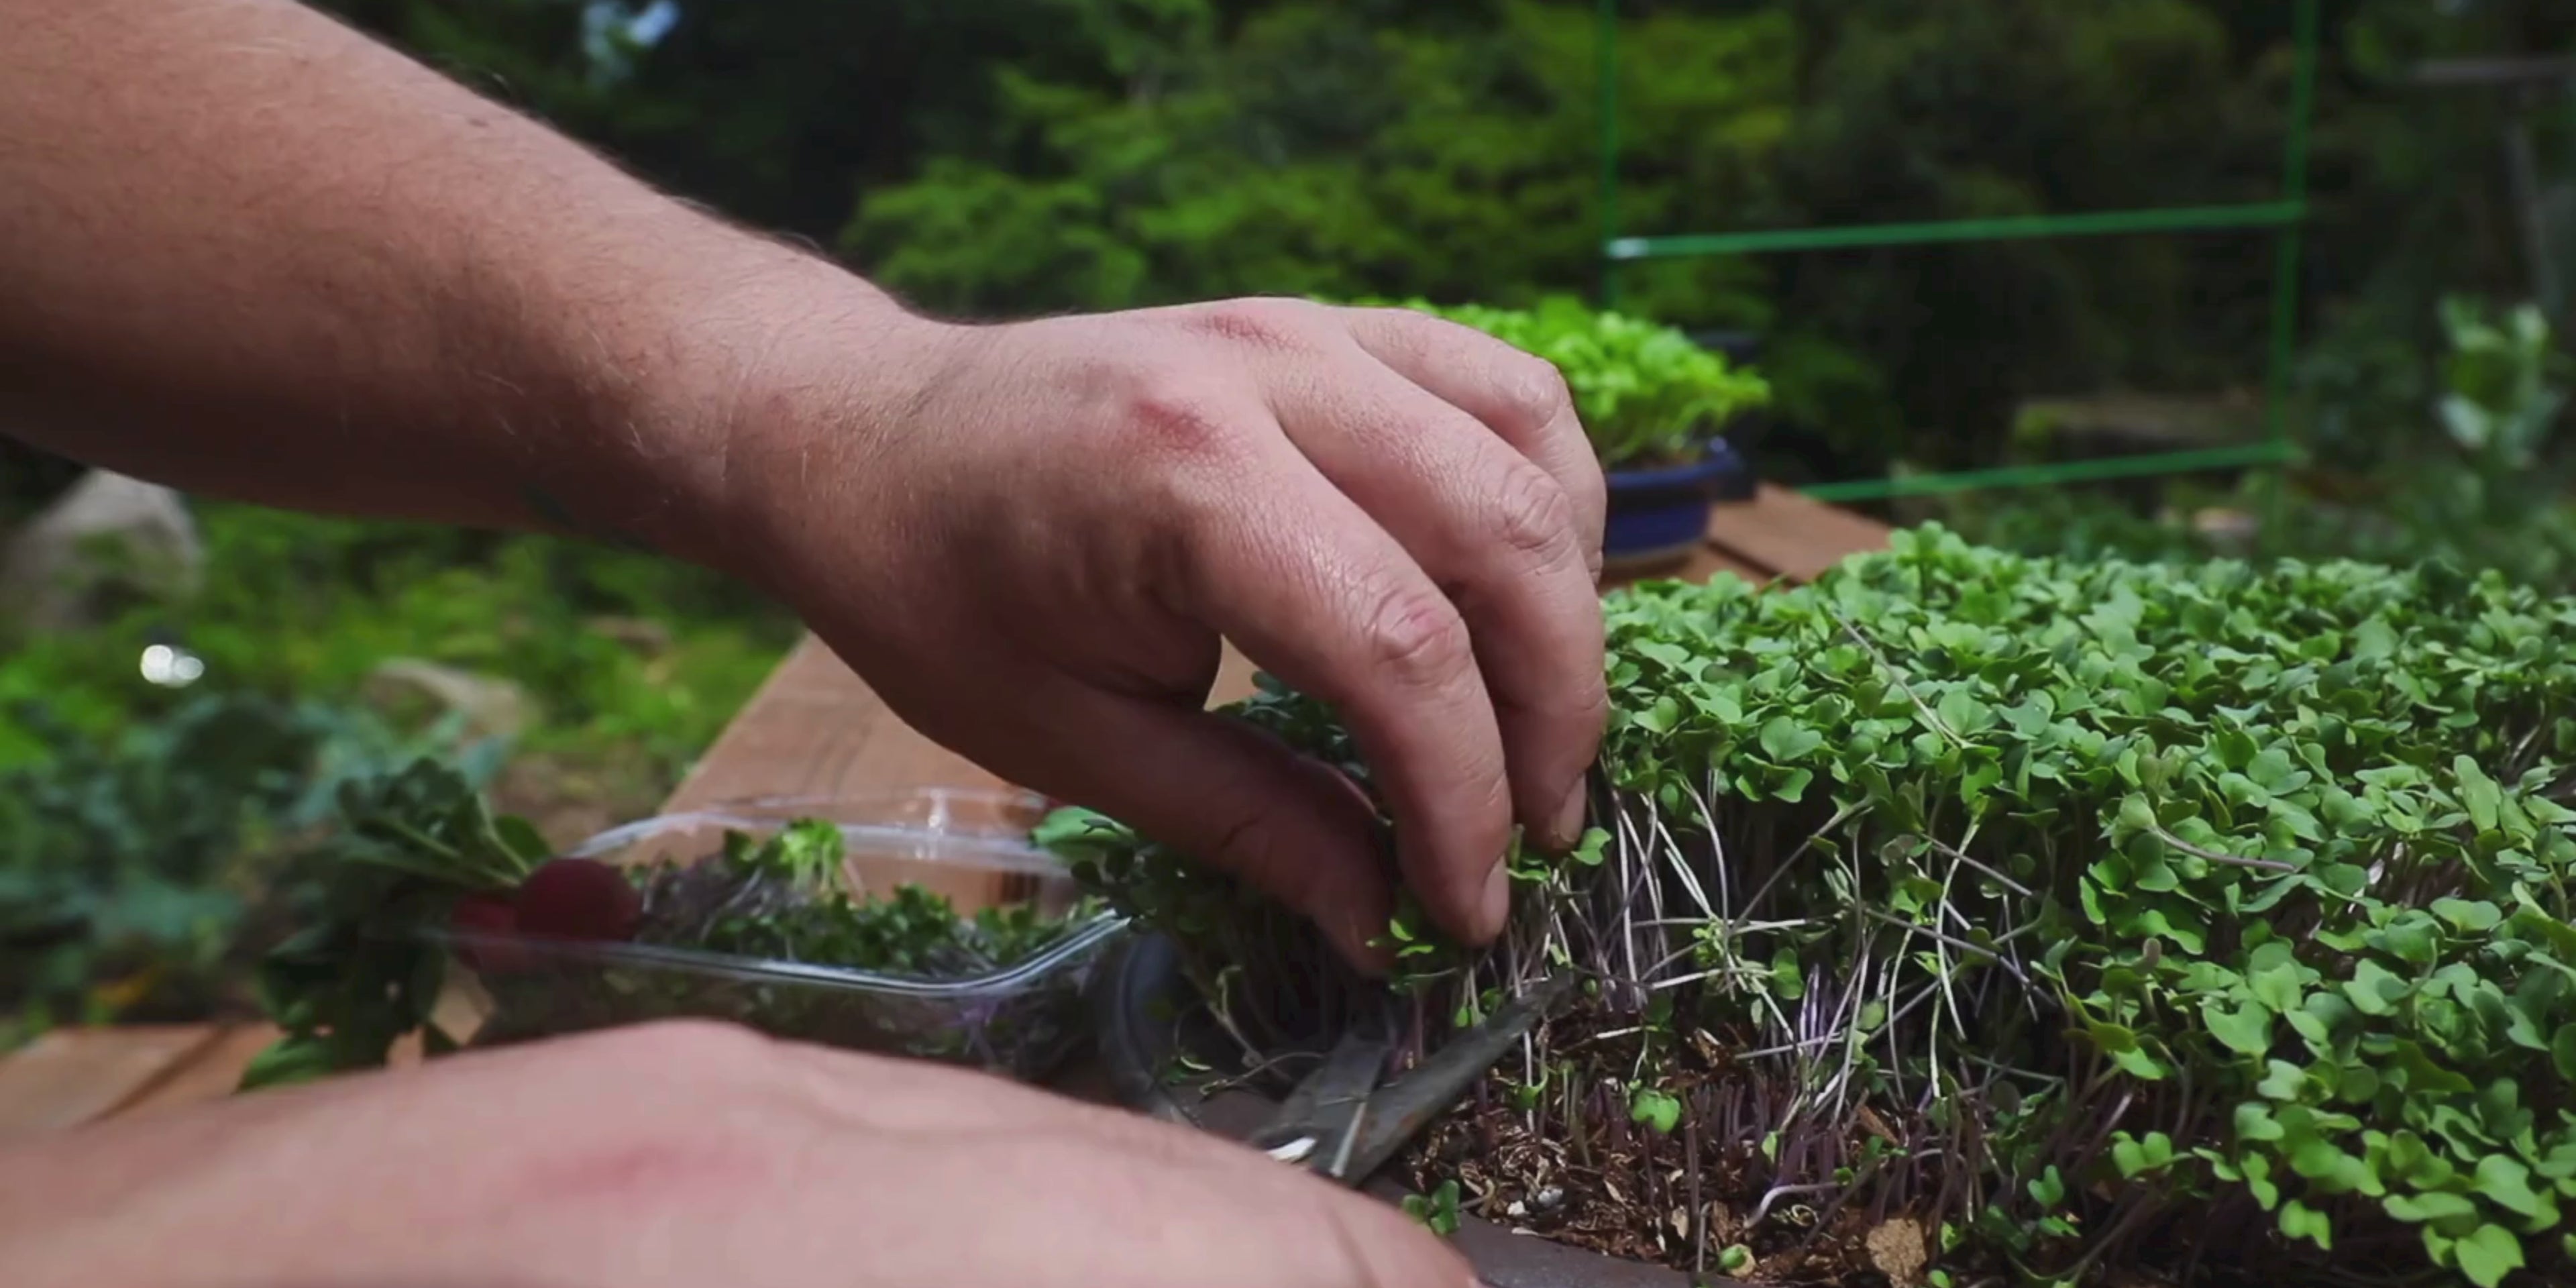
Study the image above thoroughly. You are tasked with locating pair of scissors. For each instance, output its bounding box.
[1248,975,1572,1185]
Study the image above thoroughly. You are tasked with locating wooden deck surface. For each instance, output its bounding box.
[0,484,1888,1139]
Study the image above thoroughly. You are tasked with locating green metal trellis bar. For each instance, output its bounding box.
[1607,201,2306,262]
[1597,0,2324,504]
[1800,441,2297,505]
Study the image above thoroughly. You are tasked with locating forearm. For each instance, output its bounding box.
[0,0,908,570]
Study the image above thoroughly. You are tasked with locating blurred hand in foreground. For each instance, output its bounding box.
[0,1023,1472,1288]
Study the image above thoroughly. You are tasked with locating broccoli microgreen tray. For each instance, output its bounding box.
[1048,528,2576,1287]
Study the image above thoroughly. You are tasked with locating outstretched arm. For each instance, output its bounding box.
[0,0,1610,967]
[0,0,855,564]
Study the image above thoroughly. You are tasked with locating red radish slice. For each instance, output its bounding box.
[513,857,644,943]
[449,890,531,973]
[451,892,517,933]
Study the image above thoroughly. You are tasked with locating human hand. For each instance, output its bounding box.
[0,0,1580,960]
[0,1022,1471,1288]
[718,296,1607,963]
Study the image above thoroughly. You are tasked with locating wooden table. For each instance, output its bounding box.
[0,484,1890,1137]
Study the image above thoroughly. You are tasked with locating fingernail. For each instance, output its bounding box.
[1479,861,1511,940]
[1550,779,1589,849]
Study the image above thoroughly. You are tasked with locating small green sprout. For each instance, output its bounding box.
[1401,1179,1462,1237]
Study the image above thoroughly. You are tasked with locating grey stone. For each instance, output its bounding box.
[0,469,203,631]
[363,659,537,741]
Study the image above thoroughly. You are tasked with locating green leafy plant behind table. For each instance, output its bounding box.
[0,692,496,1050]
[1049,528,2576,1286]
[1392,297,1770,471]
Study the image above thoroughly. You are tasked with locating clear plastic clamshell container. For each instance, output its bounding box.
[429,788,1123,1081]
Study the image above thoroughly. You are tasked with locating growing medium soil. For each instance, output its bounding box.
[1392,1001,1911,1287]
[1389,1001,2251,1288]
[1401,1103,1901,1285]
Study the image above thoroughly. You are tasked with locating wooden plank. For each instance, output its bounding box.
[95,1022,427,1128]
[1608,542,1768,590]
[1703,484,1892,582]
[0,1024,225,1139]
[656,635,1263,913]
[664,639,1267,816]
[105,1023,281,1120]
[659,636,996,814]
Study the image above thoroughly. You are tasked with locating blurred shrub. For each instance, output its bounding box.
[0,505,794,785]
[1389,296,1771,469]
[0,692,500,1047]
[1946,296,2576,588]
[0,502,796,1045]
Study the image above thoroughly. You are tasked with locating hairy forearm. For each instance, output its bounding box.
[0,0,907,570]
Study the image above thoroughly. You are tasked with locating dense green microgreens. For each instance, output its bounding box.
[1389,296,1770,471]
[248,766,1102,1087]
[1053,527,2576,1285]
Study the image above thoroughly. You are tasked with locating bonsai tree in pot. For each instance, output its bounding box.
[1404,297,1771,570]
[1049,529,2576,1287]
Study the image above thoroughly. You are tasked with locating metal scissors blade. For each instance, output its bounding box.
[1252,975,1572,1185]
[1250,1025,1394,1177]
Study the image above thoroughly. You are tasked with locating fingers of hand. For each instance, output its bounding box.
[1155,432,1516,944]
[1126,300,1609,940]
[1258,339,1607,858]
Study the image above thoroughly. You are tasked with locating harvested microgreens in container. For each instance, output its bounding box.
[245,763,1116,1088]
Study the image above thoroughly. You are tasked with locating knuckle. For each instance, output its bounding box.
[1491,462,1581,565]
[1363,586,1472,691]
[1187,296,1319,349]
[1500,352,1576,427]
[1122,379,1242,461]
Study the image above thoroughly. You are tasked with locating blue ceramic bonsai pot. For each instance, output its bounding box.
[1601,437,1757,571]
